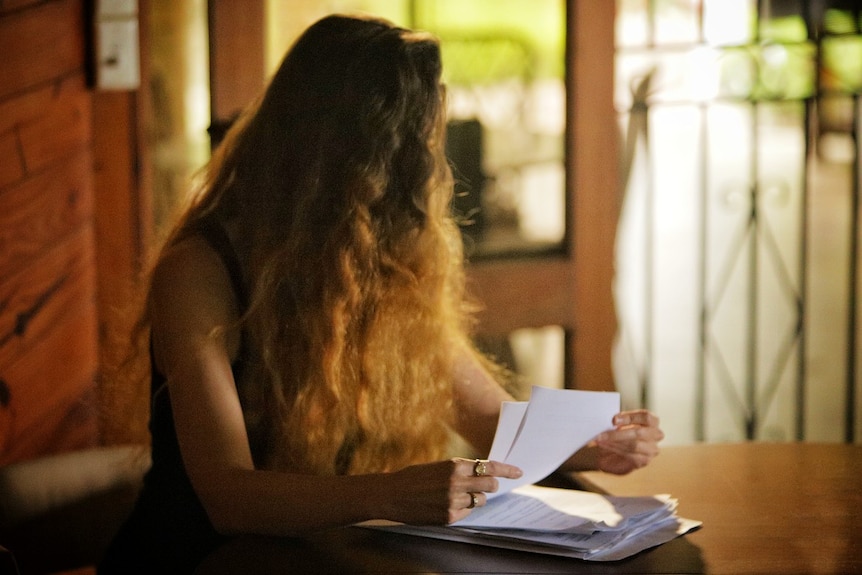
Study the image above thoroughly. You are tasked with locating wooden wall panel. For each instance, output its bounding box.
[0,132,23,189]
[18,76,91,173]
[0,76,65,133]
[0,1,44,14]
[0,0,83,99]
[0,151,93,280]
[0,0,101,464]
[0,225,96,373]
[0,228,99,461]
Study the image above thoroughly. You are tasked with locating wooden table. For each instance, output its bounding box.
[196,443,862,574]
[580,442,862,575]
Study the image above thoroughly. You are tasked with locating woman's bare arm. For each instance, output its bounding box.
[450,348,515,456]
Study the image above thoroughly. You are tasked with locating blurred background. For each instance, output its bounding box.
[148,0,862,445]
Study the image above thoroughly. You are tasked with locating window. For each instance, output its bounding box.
[267,0,567,258]
[615,0,862,443]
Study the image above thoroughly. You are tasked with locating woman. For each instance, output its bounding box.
[100,14,663,573]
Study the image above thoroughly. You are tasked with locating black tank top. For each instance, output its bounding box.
[99,221,248,574]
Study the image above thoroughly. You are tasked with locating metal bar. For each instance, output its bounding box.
[747,103,760,440]
[798,152,809,441]
[642,103,654,411]
[696,102,708,442]
[704,203,755,317]
[706,325,753,417]
[797,0,813,443]
[848,92,860,443]
[752,203,804,416]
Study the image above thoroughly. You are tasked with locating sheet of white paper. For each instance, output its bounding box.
[489,386,621,497]
[487,401,528,462]
[454,485,671,532]
[456,514,697,558]
[362,514,702,562]
[585,516,702,561]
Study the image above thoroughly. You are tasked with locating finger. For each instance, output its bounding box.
[613,409,660,428]
[455,458,523,480]
[600,424,664,445]
[464,491,486,509]
[597,427,662,456]
[605,421,665,447]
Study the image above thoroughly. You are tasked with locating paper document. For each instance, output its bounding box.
[455,484,672,532]
[359,386,702,561]
[488,386,620,497]
[364,486,701,561]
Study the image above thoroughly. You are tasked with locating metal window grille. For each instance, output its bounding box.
[614,0,861,443]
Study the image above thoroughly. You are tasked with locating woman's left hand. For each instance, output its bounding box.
[592,410,664,475]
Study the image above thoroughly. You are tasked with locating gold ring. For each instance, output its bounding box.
[473,459,489,477]
[467,492,479,509]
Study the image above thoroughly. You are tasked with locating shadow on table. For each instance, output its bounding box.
[195,525,705,574]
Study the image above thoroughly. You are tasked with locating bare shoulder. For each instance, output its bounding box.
[153,234,230,288]
[149,234,242,363]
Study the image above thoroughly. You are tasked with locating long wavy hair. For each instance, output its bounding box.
[153,14,477,475]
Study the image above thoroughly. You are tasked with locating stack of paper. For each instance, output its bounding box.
[364,386,701,561]
[373,486,700,561]
[374,485,700,560]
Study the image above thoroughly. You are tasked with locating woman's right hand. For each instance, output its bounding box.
[381,458,522,525]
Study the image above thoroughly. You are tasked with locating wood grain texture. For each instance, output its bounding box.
[0,0,101,463]
[0,131,23,189]
[580,443,862,575]
[0,75,81,135]
[0,151,94,279]
[90,91,150,446]
[0,294,99,464]
[0,219,99,463]
[0,1,46,15]
[17,75,91,173]
[0,225,97,372]
[0,233,99,464]
[0,0,84,100]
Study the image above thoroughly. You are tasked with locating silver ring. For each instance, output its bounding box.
[467,492,479,509]
[473,459,489,477]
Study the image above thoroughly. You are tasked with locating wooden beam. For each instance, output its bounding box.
[568,0,620,391]
[467,258,573,336]
[208,0,265,123]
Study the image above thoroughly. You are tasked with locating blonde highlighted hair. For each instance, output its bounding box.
[154,15,478,475]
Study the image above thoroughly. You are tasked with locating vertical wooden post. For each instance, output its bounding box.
[567,0,620,391]
[91,0,153,445]
[208,0,266,142]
